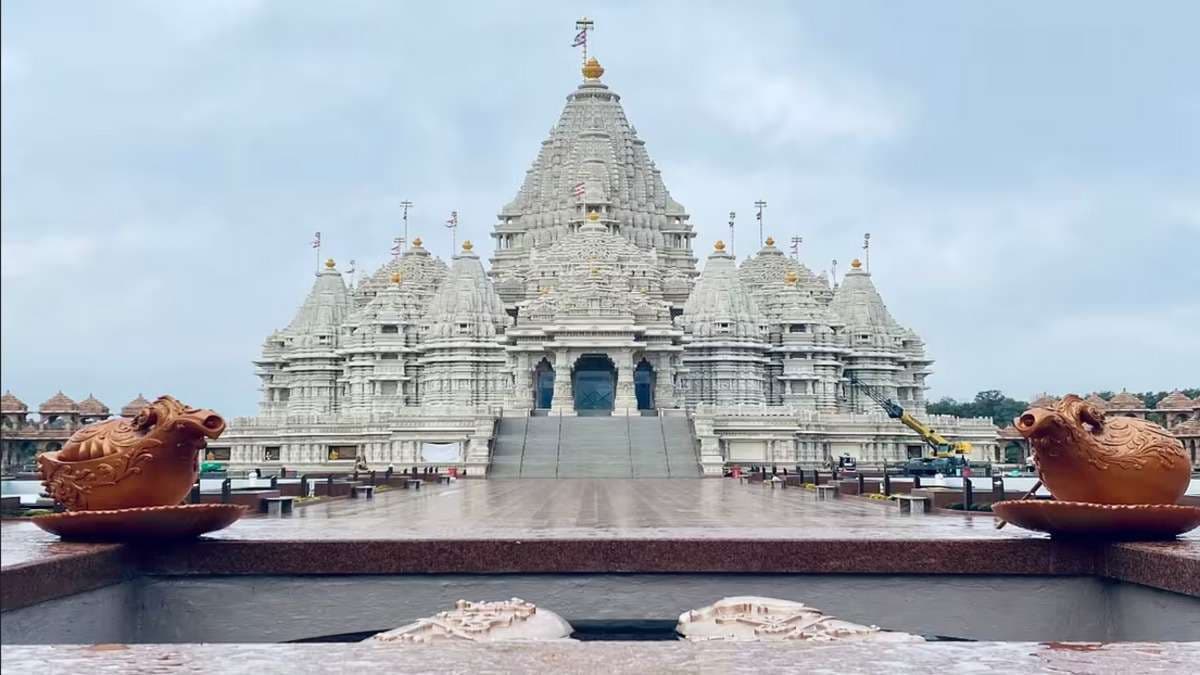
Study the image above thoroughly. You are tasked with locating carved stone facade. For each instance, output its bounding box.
[502,217,684,415]
[489,59,697,306]
[215,53,1003,473]
[371,598,573,643]
[677,596,922,642]
[418,243,511,409]
[678,242,768,407]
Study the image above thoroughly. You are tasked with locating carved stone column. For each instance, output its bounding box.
[550,349,574,414]
[654,354,675,409]
[613,350,637,415]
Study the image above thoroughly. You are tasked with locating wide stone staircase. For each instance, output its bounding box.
[489,415,701,479]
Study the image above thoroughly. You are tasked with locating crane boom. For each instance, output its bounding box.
[848,376,971,457]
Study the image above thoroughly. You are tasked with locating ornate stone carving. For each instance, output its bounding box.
[37,396,225,511]
[371,598,573,643]
[677,596,923,642]
[681,593,921,638]
[1015,394,1190,505]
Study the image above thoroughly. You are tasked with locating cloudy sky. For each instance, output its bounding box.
[2,1,1197,417]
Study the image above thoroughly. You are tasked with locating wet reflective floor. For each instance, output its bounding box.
[212,479,1038,541]
[3,479,1197,568]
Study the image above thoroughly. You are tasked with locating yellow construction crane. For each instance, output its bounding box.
[849,376,972,458]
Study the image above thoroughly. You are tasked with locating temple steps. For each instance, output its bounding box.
[489,414,700,478]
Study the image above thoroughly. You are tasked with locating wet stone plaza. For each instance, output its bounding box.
[3,479,1198,670]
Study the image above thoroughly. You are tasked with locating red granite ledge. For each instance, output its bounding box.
[4,538,1195,613]
[133,538,1100,577]
[0,545,133,612]
[1102,542,1200,596]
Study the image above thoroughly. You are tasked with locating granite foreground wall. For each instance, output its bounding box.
[3,574,1198,644]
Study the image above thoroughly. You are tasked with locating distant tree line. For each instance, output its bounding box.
[926,389,1200,427]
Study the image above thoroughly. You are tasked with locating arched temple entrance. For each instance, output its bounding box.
[573,354,616,414]
[635,359,655,411]
[533,358,555,409]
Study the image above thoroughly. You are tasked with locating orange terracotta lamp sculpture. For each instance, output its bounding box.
[993,394,1199,539]
[1014,394,1190,505]
[33,395,244,540]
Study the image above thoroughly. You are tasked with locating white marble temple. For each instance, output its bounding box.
[219,55,999,474]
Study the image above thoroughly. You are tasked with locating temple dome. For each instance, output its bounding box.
[356,238,448,307]
[1108,391,1145,409]
[497,77,687,221]
[1029,394,1058,408]
[764,273,841,330]
[679,244,765,339]
[121,394,150,418]
[39,391,78,414]
[1155,390,1194,410]
[423,246,509,341]
[490,57,696,297]
[739,239,828,316]
[519,222,671,323]
[1171,419,1200,434]
[1084,393,1110,410]
[77,394,110,417]
[1,390,28,413]
[284,263,352,346]
[830,264,906,338]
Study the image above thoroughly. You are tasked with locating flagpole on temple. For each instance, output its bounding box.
[728,211,736,257]
[754,200,767,247]
[574,17,594,65]
[446,210,458,255]
[400,200,414,248]
[790,236,802,261]
[863,232,871,273]
[312,231,322,272]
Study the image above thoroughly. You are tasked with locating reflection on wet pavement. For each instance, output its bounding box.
[4,479,1197,568]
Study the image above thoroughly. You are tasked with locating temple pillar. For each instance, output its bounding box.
[654,355,676,409]
[550,349,574,415]
[614,351,637,415]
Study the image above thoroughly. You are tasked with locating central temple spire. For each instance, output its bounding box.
[489,28,697,306]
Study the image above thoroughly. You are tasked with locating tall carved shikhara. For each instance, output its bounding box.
[252,46,931,418]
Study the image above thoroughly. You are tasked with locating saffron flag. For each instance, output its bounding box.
[311,232,321,249]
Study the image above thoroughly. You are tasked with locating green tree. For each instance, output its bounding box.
[928,390,1029,427]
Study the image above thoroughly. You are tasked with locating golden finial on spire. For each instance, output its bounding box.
[412,236,422,247]
[850,258,862,269]
[582,56,604,80]
[390,272,402,284]
[785,270,798,285]
[765,236,775,246]
[324,258,336,269]
[462,240,474,252]
[587,210,600,221]
[714,240,726,252]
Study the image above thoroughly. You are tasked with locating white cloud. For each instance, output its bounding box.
[1,3,1197,414]
[1,234,99,280]
[702,54,910,147]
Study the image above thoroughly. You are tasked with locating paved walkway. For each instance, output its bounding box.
[217,478,1035,540]
[5,479,1198,568]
